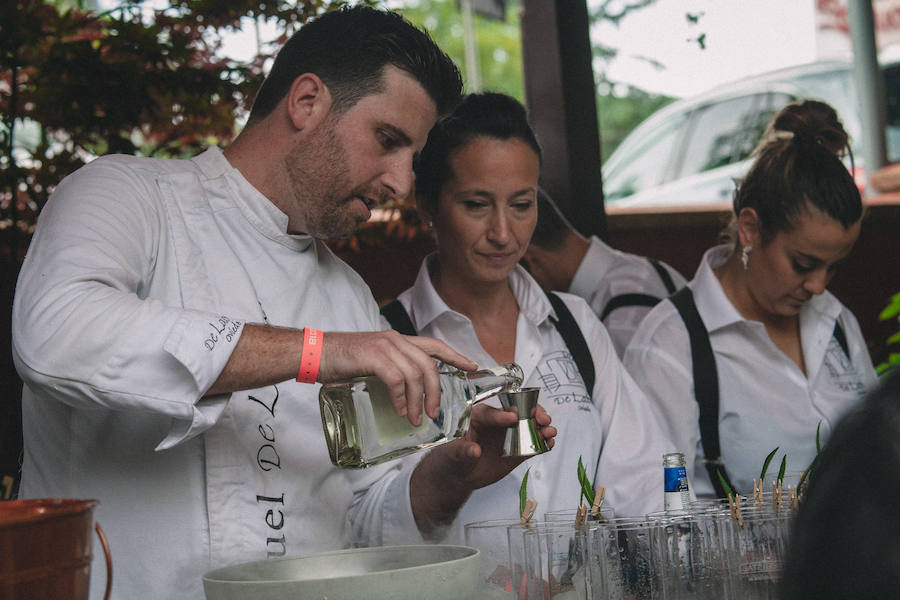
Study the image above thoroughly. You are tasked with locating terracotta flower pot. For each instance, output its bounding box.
[0,498,111,600]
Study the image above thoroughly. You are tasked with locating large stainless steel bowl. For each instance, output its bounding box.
[202,544,479,600]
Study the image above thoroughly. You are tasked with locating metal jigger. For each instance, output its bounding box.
[498,387,549,457]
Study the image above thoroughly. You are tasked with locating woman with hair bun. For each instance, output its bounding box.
[623,99,878,498]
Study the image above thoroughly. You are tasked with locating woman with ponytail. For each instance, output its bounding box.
[622,100,878,498]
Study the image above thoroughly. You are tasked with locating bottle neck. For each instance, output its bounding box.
[467,363,524,403]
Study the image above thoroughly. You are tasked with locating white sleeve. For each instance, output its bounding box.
[11,158,239,448]
[621,308,702,498]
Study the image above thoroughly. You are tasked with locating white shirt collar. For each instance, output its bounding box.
[405,254,555,330]
[691,244,843,333]
[191,147,314,252]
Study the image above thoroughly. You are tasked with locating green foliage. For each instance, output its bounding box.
[596,89,672,162]
[396,0,523,98]
[1,0,339,242]
[759,447,779,482]
[716,469,733,499]
[877,292,900,376]
[577,455,594,507]
[519,466,530,517]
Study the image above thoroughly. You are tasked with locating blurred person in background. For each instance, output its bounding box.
[376,92,674,545]
[523,188,686,357]
[781,368,900,599]
[622,100,878,499]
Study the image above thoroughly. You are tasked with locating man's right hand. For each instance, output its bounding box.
[318,330,478,427]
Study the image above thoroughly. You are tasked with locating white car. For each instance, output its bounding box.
[601,60,900,210]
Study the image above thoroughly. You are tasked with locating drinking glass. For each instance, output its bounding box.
[726,506,793,600]
[594,517,667,600]
[465,518,521,599]
[650,510,738,600]
[522,520,602,599]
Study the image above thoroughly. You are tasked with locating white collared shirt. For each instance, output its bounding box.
[623,245,878,497]
[370,255,675,544]
[13,148,394,599]
[570,236,687,357]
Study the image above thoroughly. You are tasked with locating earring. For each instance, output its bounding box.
[740,245,752,270]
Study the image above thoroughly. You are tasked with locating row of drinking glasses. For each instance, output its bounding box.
[465,494,796,600]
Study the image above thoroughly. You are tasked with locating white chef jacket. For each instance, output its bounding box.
[570,236,687,358]
[367,255,674,544]
[622,245,878,498]
[12,148,412,599]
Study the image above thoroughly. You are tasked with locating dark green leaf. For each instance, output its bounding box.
[816,421,823,454]
[519,467,530,517]
[577,456,594,507]
[759,447,779,481]
[717,469,733,499]
[777,455,787,484]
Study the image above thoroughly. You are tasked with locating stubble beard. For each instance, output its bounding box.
[283,118,361,240]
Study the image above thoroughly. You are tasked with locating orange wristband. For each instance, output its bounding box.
[296,328,323,383]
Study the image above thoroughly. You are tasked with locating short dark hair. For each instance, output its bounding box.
[730,99,862,245]
[415,92,542,213]
[248,6,462,123]
[531,188,575,250]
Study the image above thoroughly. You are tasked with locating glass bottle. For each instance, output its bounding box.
[319,362,524,468]
[663,452,691,512]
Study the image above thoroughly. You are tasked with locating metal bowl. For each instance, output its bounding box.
[202,544,479,600]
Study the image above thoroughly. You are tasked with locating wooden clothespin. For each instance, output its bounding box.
[574,505,588,529]
[520,499,538,525]
[590,485,606,517]
[0,475,12,501]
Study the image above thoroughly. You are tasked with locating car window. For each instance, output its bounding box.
[603,113,687,202]
[736,92,795,160]
[675,94,769,178]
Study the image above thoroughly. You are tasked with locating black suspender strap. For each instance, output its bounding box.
[598,258,679,322]
[599,293,662,322]
[832,321,849,358]
[669,286,735,498]
[648,258,678,295]
[546,291,603,487]
[545,292,595,396]
[379,299,417,337]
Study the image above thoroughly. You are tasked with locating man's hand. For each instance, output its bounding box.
[207,326,476,428]
[409,403,556,537]
[318,330,478,426]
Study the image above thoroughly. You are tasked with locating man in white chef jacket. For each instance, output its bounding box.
[11,7,554,599]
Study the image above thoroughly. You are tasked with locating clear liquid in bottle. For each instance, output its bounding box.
[319,363,524,468]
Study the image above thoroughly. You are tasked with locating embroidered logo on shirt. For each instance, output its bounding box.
[824,337,866,396]
[537,350,591,410]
